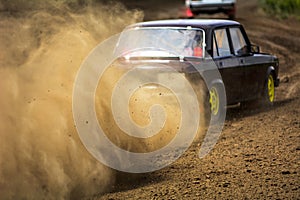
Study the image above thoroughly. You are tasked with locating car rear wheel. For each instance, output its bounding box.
[210,87,219,117]
[209,84,226,123]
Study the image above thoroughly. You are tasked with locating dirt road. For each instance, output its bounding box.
[0,0,298,199]
[96,0,300,199]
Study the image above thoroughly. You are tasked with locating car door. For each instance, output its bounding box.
[228,27,262,101]
[212,27,242,104]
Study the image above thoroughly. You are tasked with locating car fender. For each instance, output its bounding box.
[209,78,224,89]
[267,66,275,76]
[266,66,280,87]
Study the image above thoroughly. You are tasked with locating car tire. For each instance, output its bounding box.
[262,73,275,106]
[209,84,226,124]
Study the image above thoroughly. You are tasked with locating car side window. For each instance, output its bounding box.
[229,27,248,55]
[213,28,232,57]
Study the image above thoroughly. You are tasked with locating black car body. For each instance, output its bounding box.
[115,19,279,119]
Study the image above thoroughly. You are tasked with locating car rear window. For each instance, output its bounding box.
[115,27,205,58]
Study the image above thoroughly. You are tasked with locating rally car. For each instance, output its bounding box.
[114,19,280,121]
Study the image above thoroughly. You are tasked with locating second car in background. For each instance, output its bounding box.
[185,0,236,19]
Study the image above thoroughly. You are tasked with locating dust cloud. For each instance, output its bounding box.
[95,65,209,154]
[95,65,182,153]
[0,0,143,199]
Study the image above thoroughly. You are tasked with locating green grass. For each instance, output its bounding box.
[259,0,300,18]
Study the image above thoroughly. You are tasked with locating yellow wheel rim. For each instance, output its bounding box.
[268,75,275,102]
[209,87,219,116]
